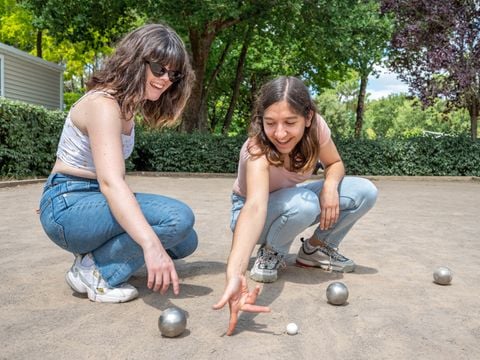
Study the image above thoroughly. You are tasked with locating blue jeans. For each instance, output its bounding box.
[230,176,377,255]
[39,173,198,286]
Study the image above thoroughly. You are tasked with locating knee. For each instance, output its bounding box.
[169,230,198,259]
[287,189,320,224]
[356,178,378,211]
[175,202,196,238]
[364,180,378,209]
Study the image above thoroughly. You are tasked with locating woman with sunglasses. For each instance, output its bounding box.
[39,24,196,303]
[213,76,377,334]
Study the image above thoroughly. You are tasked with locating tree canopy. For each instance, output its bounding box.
[382,0,480,139]
[2,0,475,139]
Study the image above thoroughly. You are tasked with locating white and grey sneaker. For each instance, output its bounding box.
[249,246,285,283]
[65,253,138,303]
[65,254,88,294]
[296,239,355,273]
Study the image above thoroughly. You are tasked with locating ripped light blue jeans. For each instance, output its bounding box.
[39,173,198,286]
[230,176,377,255]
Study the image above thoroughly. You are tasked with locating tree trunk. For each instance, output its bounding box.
[354,74,368,138]
[204,37,233,132]
[222,26,252,134]
[181,19,240,133]
[181,29,215,133]
[36,30,43,58]
[467,96,478,140]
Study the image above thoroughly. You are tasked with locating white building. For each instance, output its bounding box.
[0,42,64,109]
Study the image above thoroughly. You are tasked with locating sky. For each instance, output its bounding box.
[366,66,410,100]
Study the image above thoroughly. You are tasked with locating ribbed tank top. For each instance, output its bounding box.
[56,91,135,172]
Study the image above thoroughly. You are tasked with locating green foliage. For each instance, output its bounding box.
[132,130,480,176]
[316,89,355,138]
[364,95,470,138]
[337,135,480,176]
[130,127,246,173]
[63,92,83,111]
[1,99,479,178]
[0,99,65,177]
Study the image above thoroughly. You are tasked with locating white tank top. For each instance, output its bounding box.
[56,91,135,172]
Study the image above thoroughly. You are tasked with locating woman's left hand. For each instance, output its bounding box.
[319,185,340,230]
[212,275,270,336]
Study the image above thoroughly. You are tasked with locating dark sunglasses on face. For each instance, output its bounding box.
[146,61,183,82]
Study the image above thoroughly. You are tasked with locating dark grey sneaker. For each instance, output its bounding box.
[296,239,355,273]
[249,246,285,283]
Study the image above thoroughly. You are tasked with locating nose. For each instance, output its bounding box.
[274,124,287,139]
[159,72,171,82]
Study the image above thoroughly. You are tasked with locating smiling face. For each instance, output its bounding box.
[143,63,175,101]
[262,100,312,156]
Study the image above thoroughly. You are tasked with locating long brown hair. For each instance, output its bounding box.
[248,76,320,173]
[86,23,194,128]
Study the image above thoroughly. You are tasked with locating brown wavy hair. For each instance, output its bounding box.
[248,76,320,173]
[86,23,194,128]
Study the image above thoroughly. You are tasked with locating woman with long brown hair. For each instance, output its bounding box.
[214,76,377,335]
[39,24,197,303]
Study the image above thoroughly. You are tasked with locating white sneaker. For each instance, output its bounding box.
[249,246,285,283]
[65,254,88,294]
[296,239,355,273]
[65,254,138,303]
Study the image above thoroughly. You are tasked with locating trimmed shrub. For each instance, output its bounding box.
[1,99,479,178]
[0,99,65,178]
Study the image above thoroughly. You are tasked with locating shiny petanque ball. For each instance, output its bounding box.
[433,266,453,285]
[286,322,298,335]
[158,307,187,337]
[326,282,349,305]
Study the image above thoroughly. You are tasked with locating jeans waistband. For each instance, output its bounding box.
[45,172,99,188]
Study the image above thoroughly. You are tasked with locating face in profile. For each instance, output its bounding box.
[262,100,312,155]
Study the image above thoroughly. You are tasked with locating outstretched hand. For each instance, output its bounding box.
[212,275,270,336]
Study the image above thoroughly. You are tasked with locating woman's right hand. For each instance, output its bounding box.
[212,275,270,336]
[143,245,180,295]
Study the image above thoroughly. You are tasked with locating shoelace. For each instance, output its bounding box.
[321,245,348,262]
[258,249,285,269]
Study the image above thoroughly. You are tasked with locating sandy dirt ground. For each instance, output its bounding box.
[1,175,479,360]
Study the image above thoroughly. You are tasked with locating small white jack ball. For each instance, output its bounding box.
[286,322,298,335]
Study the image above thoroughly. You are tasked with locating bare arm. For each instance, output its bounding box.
[318,138,345,230]
[213,154,271,335]
[83,96,179,294]
[227,155,270,279]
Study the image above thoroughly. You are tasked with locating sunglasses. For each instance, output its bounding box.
[146,61,184,82]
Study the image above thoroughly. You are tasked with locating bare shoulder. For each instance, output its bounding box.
[246,149,269,172]
[70,92,121,132]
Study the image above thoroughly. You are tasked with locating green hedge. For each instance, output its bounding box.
[1,99,479,178]
[0,99,65,178]
[336,136,480,176]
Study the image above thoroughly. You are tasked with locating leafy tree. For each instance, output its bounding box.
[340,0,393,138]
[382,0,480,139]
[141,0,318,133]
[201,1,383,135]
[19,0,139,51]
[364,94,470,138]
[0,0,36,51]
[316,88,356,139]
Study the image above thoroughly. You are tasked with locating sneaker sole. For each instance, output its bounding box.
[85,288,138,303]
[65,271,88,294]
[84,283,139,303]
[249,272,277,283]
[295,258,355,273]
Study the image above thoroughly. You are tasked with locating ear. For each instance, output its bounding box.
[305,111,314,127]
